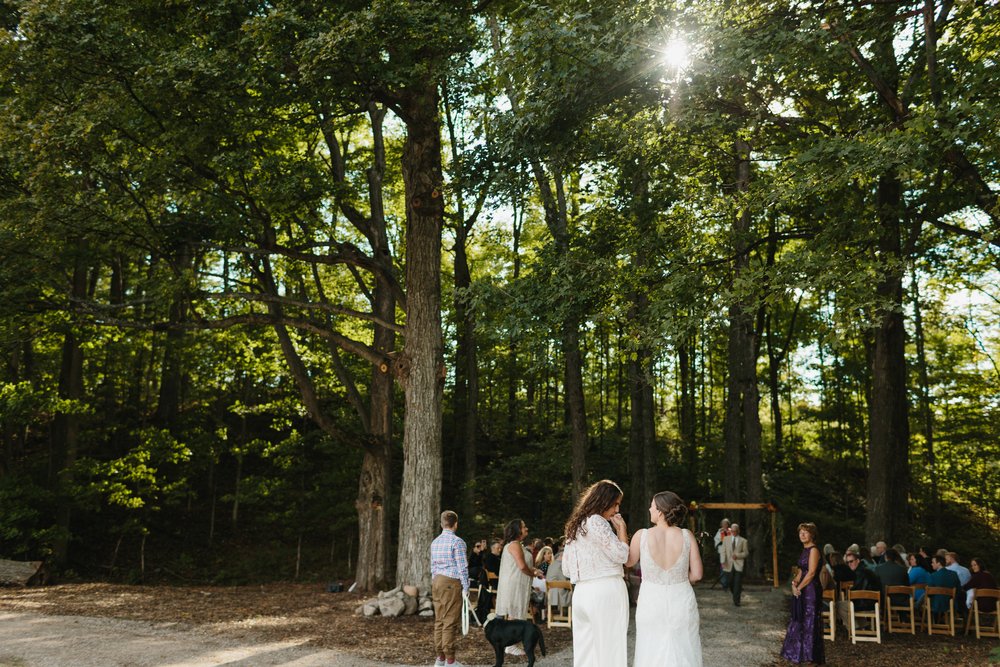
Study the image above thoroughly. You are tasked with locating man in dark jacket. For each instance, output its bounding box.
[837,551,882,629]
[875,549,910,607]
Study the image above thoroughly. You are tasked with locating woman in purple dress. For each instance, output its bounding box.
[780,522,825,665]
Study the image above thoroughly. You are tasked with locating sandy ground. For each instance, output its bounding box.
[0,584,785,667]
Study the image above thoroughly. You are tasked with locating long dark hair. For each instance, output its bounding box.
[502,519,524,545]
[564,480,623,542]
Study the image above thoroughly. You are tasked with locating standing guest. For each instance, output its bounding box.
[837,550,881,629]
[723,524,749,607]
[963,557,998,613]
[430,510,470,667]
[928,555,961,618]
[496,519,543,656]
[713,518,732,591]
[907,552,932,606]
[563,479,630,667]
[631,491,703,667]
[780,523,825,665]
[946,552,972,586]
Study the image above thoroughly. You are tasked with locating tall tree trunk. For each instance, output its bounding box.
[395,80,446,589]
[911,271,940,535]
[679,338,697,478]
[724,138,761,505]
[51,252,89,567]
[155,244,194,431]
[866,173,910,546]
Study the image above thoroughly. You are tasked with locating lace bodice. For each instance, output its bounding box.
[640,528,691,585]
[563,515,629,583]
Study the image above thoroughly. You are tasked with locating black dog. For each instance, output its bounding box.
[484,614,546,666]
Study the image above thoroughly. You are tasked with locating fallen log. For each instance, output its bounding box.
[0,559,45,586]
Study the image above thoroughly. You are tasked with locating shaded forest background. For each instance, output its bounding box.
[0,0,998,590]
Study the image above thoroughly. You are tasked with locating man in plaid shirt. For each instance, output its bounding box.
[430,510,470,667]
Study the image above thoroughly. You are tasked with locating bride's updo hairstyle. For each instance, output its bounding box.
[564,479,623,542]
[652,491,688,527]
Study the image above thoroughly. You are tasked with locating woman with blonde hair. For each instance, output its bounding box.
[631,491,703,667]
[563,479,630,667]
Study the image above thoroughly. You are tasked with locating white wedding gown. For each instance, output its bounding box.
[633,528,703,667]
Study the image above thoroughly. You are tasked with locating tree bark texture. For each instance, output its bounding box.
[395,80,445,589]
[866,173,910,546]
[724,138,763,506]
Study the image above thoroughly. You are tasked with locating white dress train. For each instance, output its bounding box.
[633,528,703,667]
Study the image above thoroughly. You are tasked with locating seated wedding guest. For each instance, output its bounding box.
[946,552,972,586]
[918,546,933,561]
[963,557,997,613]
[907,552,932,605]
[928,555,961,617]
[837,550,882,629]
[483,538,503,580]
[469,538,487,582]
[858,545,877,570]
[831,552,853,584]
[892,543,908,564]
[535,546,554,575]
[873,541,887,564]
[823,543,835,565]
[875,549,909,606]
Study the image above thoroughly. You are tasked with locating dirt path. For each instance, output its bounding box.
[0,584,785,666]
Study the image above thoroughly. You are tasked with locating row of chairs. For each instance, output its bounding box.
[821,584,1000,643]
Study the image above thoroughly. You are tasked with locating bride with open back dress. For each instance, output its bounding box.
[630,491,704,667]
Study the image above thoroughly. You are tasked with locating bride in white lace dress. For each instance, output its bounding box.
[630,491,704,667]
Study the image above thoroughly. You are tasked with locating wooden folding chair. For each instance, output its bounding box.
[485,571,499,613]
[839,580,853,601]
[546,580,573,629]
[885,585,916,634]
[925,585,956,636]
[848,589,882,644]
[965,589,1000,639]
[822,588,836,641]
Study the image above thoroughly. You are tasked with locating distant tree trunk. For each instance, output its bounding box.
[395,80,446,589]
[679,338,697,478]
[724,138,762,505]
[866,172,910,547]
[911,271,940,535]
[155,244,194,431]
[506,194,524,443]
[51,251,89,567]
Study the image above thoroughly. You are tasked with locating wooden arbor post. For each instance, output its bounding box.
[688,501,780,588]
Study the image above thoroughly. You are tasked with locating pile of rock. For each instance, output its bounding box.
[355,584,434,618]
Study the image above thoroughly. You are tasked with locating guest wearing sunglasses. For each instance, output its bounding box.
[836,551,882,630]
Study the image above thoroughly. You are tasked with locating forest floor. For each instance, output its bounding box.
[0,581,997,666]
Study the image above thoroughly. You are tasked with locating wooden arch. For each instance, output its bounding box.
[688,501,780,588]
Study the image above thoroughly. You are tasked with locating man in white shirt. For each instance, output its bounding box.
[946,551,972,586]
